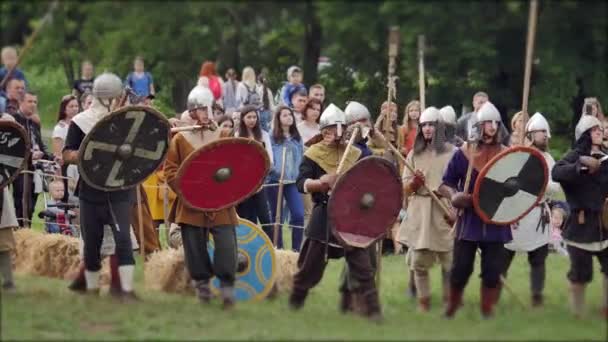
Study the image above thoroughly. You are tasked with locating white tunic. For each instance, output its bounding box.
[505,151,562,252]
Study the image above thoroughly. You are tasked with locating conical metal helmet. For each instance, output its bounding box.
[187,85,214,113]
[439,105,457,125]
[575,114,602,141]
[319,103,346,130]
[344,101,371,125]
[525,112,551,138]
[92,73,123,100]
[476,101,501,123]
[419,106,441,124]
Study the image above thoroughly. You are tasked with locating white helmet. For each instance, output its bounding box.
[439,106,457,125]
[525,112,551,138]
[419,106,441,124]
[575,114,602,141]
[476,101,501,123]
[319,103,346,133]
[187,86,214,113]
[92,73,123,100]
[344,101,371,125]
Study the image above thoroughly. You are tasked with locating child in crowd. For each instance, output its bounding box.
[41,180,77,236]
[549,201,569,256]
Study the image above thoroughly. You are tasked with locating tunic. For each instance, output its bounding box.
[442,144,512,242]
[505,151,562,252]
[399,145,455,251]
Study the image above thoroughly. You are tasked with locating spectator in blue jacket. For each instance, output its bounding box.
[267,106,305,251]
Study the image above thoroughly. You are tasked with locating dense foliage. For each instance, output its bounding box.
[2,1,606,138]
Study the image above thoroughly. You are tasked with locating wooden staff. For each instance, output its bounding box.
[336,127,360,174]
[418,35,426,111]
[519,0,539,145]
[375,130,452,219]
[273,145,288,246]
[0,1,59,89]
[136,186,145,259]
[162,177,170,248]
[450,142,476,233]
[171,125,203,133]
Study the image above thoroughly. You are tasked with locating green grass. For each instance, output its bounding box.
[2,251,606,340]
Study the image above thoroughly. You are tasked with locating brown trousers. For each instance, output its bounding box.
[130,186,161,254]
[293,239,376,294]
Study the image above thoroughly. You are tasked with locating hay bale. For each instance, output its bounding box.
[274,249,299,292]
[13,229,111,284]
[144,247,300,296]
[13,229,80,279]
[144,247,193,294]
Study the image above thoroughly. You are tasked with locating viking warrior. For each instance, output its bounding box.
[164,85,239,309]
[63,73,138,301]
[399,107,456,312]
[439,105,463,147]
[0,113,19,292]
[552,114,608,319]
[502,112,562,307]
[289,104,382,322]
[337,101,376,314]
[438,101,512,318]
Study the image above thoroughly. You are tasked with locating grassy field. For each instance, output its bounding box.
[2,250,606,341]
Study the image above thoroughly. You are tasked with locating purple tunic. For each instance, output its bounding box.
[442,149,512,243]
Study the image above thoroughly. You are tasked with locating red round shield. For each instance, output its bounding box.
[473,146,548,225]
[176,137,270,211]
[328,156,403,248]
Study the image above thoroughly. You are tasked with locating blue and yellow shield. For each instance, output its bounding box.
[208,218,276,301]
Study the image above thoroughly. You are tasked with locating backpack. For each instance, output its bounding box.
[244,83,262,108]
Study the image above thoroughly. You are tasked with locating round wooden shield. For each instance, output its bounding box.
[176,137,270,211]
[78,105,170,191]
[207,219,276,301]
[473,146,548,225]
[328,156,403,248]
[0,120,30,190]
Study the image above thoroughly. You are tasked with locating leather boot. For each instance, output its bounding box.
[531,293,543,308]
[68,263,87,293]
[481,286,499,319]
[193,280,212,304]
[569,282,585,318]
[418,297,431,312]
[288,288,308,311]
[339,290,354,314]
[221,286,235,310]
[359,288,383,323]
[443,287,463,319]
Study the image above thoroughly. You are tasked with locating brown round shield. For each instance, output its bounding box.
[473,145,548,225]
[328,156,403,248]
[78,105,170,191]
[176,137,270,211]
[0,120,31,190]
